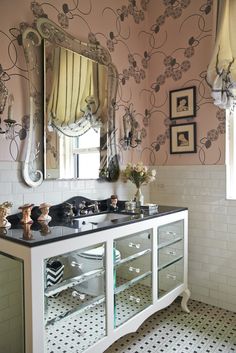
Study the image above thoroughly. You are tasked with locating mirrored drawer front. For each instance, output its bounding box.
[74,270,106,297]
[48,243,106,281]
[114,274,152,328]
[44,243,106,299]
[158,240,183,269]
[45,273,106,326]
[115,253,151,287]
[66,244,105,278]
[114,230,152,260]
[158,220,184,247]
[46,293,106,353]
[158,258,183,298]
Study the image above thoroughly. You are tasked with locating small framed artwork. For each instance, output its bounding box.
[170,122,197,154]
[169,86,196,119]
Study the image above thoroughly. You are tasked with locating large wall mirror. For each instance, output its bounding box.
[22,17,119,187]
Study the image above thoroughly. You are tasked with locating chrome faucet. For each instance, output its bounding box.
[78,201,88,215]
[78,201,100,215]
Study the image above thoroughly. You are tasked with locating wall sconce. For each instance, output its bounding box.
[0,94,16,139]
[120,106,142,149]
[0,117,17,139]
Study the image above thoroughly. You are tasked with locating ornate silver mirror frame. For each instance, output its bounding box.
[22,17,119,187]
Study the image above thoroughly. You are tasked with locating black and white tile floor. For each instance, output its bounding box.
[46,287,236,353]
[46,289,106,352]
[46,282,152,353]
[106,298,236,353]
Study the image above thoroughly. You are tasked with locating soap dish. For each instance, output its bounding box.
[140,204,158,214]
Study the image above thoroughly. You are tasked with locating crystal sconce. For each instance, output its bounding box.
[0,93,17,139]
[120,105,142,149]
[0,80,8,113]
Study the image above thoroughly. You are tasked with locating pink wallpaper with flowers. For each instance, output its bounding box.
[147,0,224,165]
[0,0,223,166]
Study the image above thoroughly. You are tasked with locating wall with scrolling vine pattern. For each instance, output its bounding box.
[0,0,223,166]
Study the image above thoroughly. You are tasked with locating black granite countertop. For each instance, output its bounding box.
[0,206,187,248]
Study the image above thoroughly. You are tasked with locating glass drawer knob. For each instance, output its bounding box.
[129,266,140,273]
[129,295,141,303]
[71,261,82,269]
[128,242,141,249]
[166,274,176,280]
[166,231,176,236]
[167,250,176,255]
[72,291,85,300]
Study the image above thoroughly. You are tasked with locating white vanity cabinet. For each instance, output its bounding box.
[0,208,189,353]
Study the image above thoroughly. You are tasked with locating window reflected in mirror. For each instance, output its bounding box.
[44,39,109,180]
[45,127,101,179]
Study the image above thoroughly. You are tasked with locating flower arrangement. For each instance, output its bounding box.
[122,162,156,188]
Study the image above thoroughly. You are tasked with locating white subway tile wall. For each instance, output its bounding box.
[150,164,236,312]
[0,161,150,213]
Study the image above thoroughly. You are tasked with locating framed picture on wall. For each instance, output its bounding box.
[169,86,196,119]
[170,122,197,154]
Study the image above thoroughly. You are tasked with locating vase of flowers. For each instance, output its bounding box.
[122,162,156,207]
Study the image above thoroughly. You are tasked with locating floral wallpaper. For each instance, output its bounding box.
[147,0,224,165]
[0,13,30,161]
[0,0,224,167]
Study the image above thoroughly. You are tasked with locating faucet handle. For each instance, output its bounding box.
[77,201,86,215]
[79,201,86,208]
[93,201,100,213]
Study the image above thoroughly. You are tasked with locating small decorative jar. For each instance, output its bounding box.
[38,202,52,222]
[0,201,13,228]
[19,203,34,224]
[125,201,136,212]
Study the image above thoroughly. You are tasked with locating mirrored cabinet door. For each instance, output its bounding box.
[157,220,184,298]
[0,253,24,353]
[158,258,184,298]
[44,243,107,353]
[113,230,153,328]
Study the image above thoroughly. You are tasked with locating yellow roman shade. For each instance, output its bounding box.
[47,46,107,136]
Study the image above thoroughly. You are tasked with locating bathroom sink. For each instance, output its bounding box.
[74,212,134,228]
